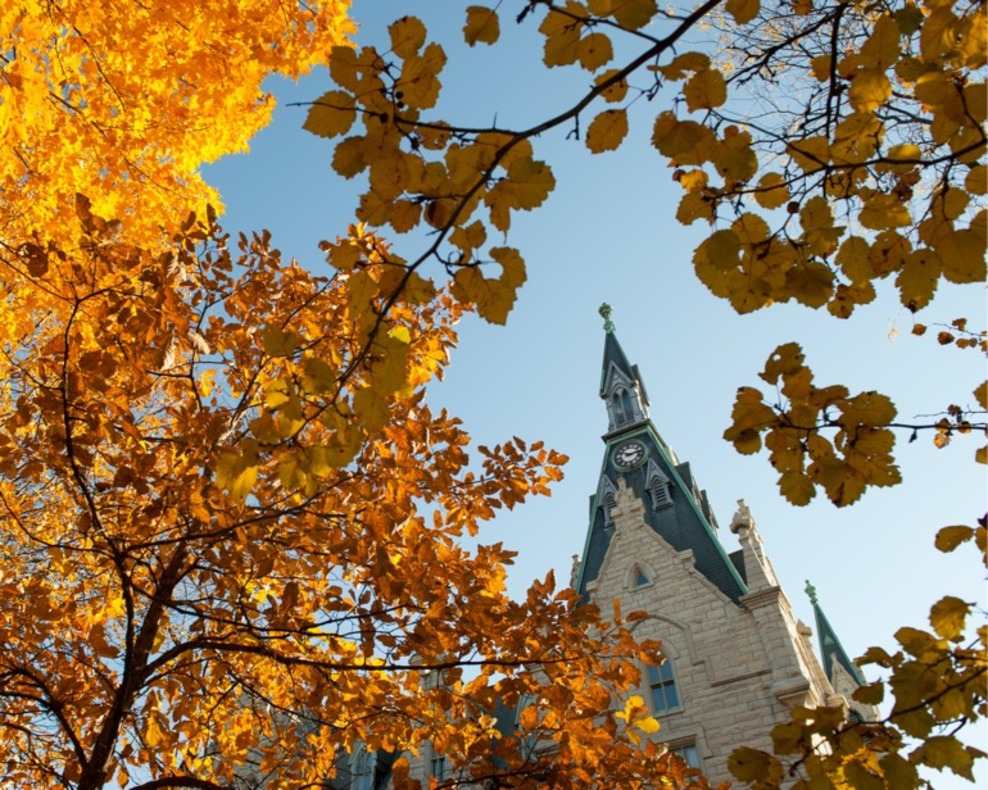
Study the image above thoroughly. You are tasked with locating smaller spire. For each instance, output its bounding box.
[599,303,615,333]
[807,582,865,687]
[805,579,818,604]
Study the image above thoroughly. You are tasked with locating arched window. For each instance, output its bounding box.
[648,659,680,713]
[612,390,627,426]
[634,569,651,587]
[621,389,634,423]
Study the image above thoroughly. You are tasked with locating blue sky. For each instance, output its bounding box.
[205,2,986,784]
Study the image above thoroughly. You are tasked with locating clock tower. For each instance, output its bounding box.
[570,306,874,785]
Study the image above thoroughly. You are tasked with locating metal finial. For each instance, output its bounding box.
[805,580,818,604]
[599,303,615,333]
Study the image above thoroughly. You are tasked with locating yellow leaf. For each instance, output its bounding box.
[859,14,902,70]
[610,0,658,30]
[491,247,527,289]
[787,261,835,308]
[838,391,896,426]
[388,15,427,59]
[303,91,356,139]
[634,715,660,734]
[725,0,760,25]
[656,52,710,81]
[215,448,259,502]
[964,164,987,195]
[262,326,302,357]
[836,236,872,284]
[577,32,613,71]
[936,525,975,554]
[859,193,911,230]
[540,6,582,68]
[929,596,970,641]
[332,136,369,179]
[974,381,988,410]
[917,736,977,781]
[684,68,727,112]
[586,109,629,153]
[398,42,446,109]
[504,157,556,210]
[779,470,816,505]
[810,54,832,82]
[799,196,842,256]
[895,249,940,311]
[329,45,360,92]
[595,68,629,102]
[937,221,987,284]
[787,136,830,172]
[832,112,884,163]
[729,747,785,785]
[451,266,515,324]
[463,6,500,46]
[676,190,717,225]
[754,172,790,209]
[652,113,717,165]
[849,68,892,112]
[714,126,758,182]
[679,169,709,192]
[733,213,771,248]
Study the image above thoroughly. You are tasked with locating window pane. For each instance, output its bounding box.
[648,661,679,712]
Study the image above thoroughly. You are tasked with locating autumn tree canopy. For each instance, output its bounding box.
[1,0,985,788]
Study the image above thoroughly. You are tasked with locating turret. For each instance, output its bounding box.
[806,581,879,722]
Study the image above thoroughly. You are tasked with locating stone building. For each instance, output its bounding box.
[566,305,875,785]
[323,308,875,789]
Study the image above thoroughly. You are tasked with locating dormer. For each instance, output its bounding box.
[597,475,620,527]
[644,458,673,510]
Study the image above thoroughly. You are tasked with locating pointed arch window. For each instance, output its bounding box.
[635,570,651,587]
[648,659,680,713]
[621,389,634,424]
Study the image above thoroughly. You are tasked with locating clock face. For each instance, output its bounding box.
[614,440,646,468]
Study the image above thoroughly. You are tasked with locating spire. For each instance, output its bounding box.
[597,305,649,428]
[806,580,866,686]
[574,313,748,603]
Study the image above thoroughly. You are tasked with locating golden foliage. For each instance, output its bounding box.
[0,203,707,788]
[0,0,354,250]
[2,0,985,786]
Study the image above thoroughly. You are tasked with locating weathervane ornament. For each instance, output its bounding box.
[599,303,615,333]
[805,580,818,604]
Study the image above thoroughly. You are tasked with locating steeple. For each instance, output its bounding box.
[574,308,747,602]
[805,581,867,687]
[598,304,649,433]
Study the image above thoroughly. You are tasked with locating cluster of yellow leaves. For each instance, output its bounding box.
[0,0,354,251]
[302,17,561,325]
[723,343,902,506]
[0,197,704,788]
[728,529,987,788]
[666,0,986,319]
